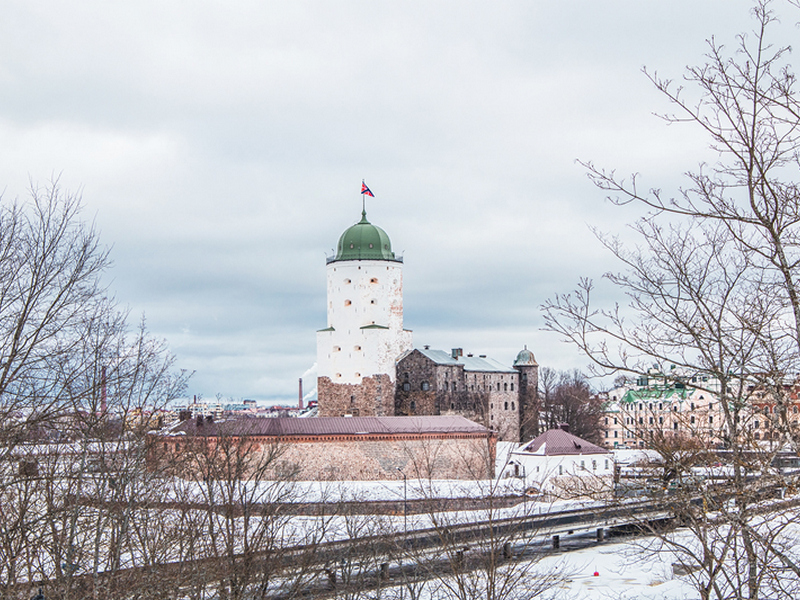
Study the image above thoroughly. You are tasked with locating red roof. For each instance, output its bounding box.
[517,428,609,456]
[168,415,490,438]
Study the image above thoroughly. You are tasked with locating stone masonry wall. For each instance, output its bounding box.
[154,433,497,481]
[317,374,394,417]
[270,434,495,480]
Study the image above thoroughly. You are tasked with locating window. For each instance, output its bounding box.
[614,431,618,438]
[510,383,514,391]
[402,382,410,392]
[605,417,609,425]
[580,460,585,469]
[344,299,351,306]
[605,460,609,469]
[350,395,355,404]
[504,383,508,391]
[755,420,760,429]
[558,465,563,475]
[592,460,597,471]
[410,400,416,412]
[691,403,695,410]
[504,402,508,410]
[690,416,696,424]
[709,416,713,424]
[344,278,351,284]
[354,345,361,351]
[673,422,678,430]
[649,417,653,425]
[370,299,376,305]
[511,402,515,410]
[421,381,430,391]
[370,277,378,284]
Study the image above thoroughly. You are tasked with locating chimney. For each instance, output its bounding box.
[424,345,430,350]
[451,348,463,359]
[298,377,304,410]
[559,423,570,433]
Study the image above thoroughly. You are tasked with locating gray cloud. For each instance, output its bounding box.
[0,0,779,401]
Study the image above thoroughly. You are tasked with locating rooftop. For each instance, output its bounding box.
[415,348,517,373]
[166,415,492,438]
[515,428,610,456]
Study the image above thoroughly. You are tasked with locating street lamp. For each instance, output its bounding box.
[396,466,407,532]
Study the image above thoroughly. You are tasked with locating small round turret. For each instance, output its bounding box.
[513,345,538,367]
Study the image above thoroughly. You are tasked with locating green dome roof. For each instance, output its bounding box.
[513,346,538,367]
[333,211,398,262]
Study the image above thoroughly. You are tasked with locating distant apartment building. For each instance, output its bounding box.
[601,368,800,449]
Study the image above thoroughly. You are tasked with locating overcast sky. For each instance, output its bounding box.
[0,1,793,404]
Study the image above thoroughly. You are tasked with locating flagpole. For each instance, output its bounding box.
[362,179,366,215]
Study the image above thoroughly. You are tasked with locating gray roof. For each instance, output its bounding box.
[168,415,491,438]
[417,348,460,365]
[515,428,610,456]
[415,348,516,373]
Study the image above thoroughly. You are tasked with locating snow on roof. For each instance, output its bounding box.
[415,348,516,373]
[515,428,610,456]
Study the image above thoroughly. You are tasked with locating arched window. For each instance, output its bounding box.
[504,402,508,410]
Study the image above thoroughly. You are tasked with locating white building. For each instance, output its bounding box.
[317,209,413,417]
[508,426,614,498]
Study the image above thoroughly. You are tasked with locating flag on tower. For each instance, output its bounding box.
[361,181,374,197]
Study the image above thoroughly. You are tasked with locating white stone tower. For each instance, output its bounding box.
[317,209,412,416]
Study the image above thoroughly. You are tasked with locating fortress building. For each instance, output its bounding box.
[316,206,538,443]
[316,209,413,417]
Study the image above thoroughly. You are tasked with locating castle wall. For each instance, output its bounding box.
[154,431,496,481]
[396,350,521,442]
[317,374,394,417]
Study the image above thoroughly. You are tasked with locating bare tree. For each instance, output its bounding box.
[543,2,800,598]
[0,181,190,600]
[538,369,604,444]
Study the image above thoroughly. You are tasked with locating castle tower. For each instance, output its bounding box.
[513,346,539,442]
[317,210,413,417]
